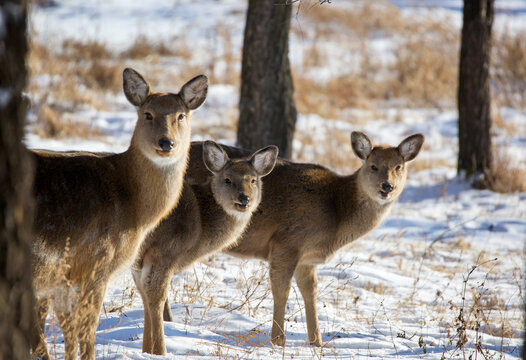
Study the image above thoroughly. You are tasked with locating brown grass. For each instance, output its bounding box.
[292,0,459,116]
[485,147,526,193]
[34,104,102,139]
[491,105,522,137]
[293,75,342,119]
[295,1,404,39]
[363,281,393,295]
[189,22,239,87]
[293,125,362,174]
[61,39,112,61]
[82,60,122,93]
[121,35,177,59]
[492,29,526,108]
[27,37,109,110]
[389,27,459,107]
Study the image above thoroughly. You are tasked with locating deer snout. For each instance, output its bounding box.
[158,138,174,152]
[381,181,393,193]
[238,193,250,206]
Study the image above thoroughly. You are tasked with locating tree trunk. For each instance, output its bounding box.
[237,0,297,159]
[457,0,494,178]
[0,1,34,359]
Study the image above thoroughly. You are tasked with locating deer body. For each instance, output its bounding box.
[225,164,394,264]
[31,68,208,360]
[133,141,278,355]
[166,132,424,347]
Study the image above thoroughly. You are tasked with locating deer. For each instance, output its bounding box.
[163,131,424,347]
[30,68,208,360]
[133,140,278,355]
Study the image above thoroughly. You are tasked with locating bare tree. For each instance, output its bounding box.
[457,0,494,181]
[0,1,34,359]
[237,0,297,159]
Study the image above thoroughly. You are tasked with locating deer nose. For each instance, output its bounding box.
[381,181,393,193]
[158,138,174,152]
[238,194,250,206]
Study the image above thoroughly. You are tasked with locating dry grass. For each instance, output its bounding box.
[389,27,459,107]
[61,39,112,61]
[27,37,112,111]
[121,35,179,59]
[295,1,404,39]
[410,158,455,172]
[493,29,526,108]
[491,105,523,137]
[292,0,459,117]
[206,22,239,86]
[293,1,522,114]
[34,104,102,139]
[293,126,362,174]
[28,1,526,145]
[83,60,122,93]
[27,19,241,141]
[485,147,526,193]
[363,281,393,295]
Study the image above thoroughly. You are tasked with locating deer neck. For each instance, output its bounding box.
[334,169,393,250]
[195,183,253,251]
[125,144,188,231]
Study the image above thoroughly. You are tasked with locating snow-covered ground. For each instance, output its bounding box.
[27,1,525,359]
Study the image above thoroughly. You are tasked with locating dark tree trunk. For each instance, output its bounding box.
[0,1,34,359]
[237,0,297,159]
[457,0,494,178]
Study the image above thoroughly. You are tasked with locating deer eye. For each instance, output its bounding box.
[225,178,231,184]
[251,179,257,184]
[177,114,185,121]
[144,112,153,121]
[395,165,402,171]
[371,165,378,171]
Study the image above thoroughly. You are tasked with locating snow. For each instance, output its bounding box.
[26,0,525,359]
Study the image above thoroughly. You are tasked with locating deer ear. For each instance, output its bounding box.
[180,75,208,111]
[251,145,278,177]
[203,140,229,173]
[123,68,151,107]
[351,131,372,160]
[398,134,425,162]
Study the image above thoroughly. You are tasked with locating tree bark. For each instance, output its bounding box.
[457,0,494,178]
[0,1,34,359]
[237,0,297,159]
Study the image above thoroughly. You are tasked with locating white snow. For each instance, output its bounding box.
[26,0,525,359]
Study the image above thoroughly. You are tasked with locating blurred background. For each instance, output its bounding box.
[25,0,525,189]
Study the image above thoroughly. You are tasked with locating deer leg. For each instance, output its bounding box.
[31,296,50,360]
[77,283,106,360]
[133,272,153,354]
[144,271,171,355]
[163,299,174,322]
[141,296,153,354]
[53,283,82,360]
[294,264,322,346]
[269,246,298,347]
[55,308,78,360]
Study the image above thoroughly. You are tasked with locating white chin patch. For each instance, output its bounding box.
[144,152,182,167]
[224,207,252,222]
[374,195,392,206]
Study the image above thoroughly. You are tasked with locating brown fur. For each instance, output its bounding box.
[31,68,208,360]
[165,131,424,347]
[133,141,278,355]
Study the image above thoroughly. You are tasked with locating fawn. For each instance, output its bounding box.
[30,68,208,360]
[133,140,278,355]
[164,131,424,347]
